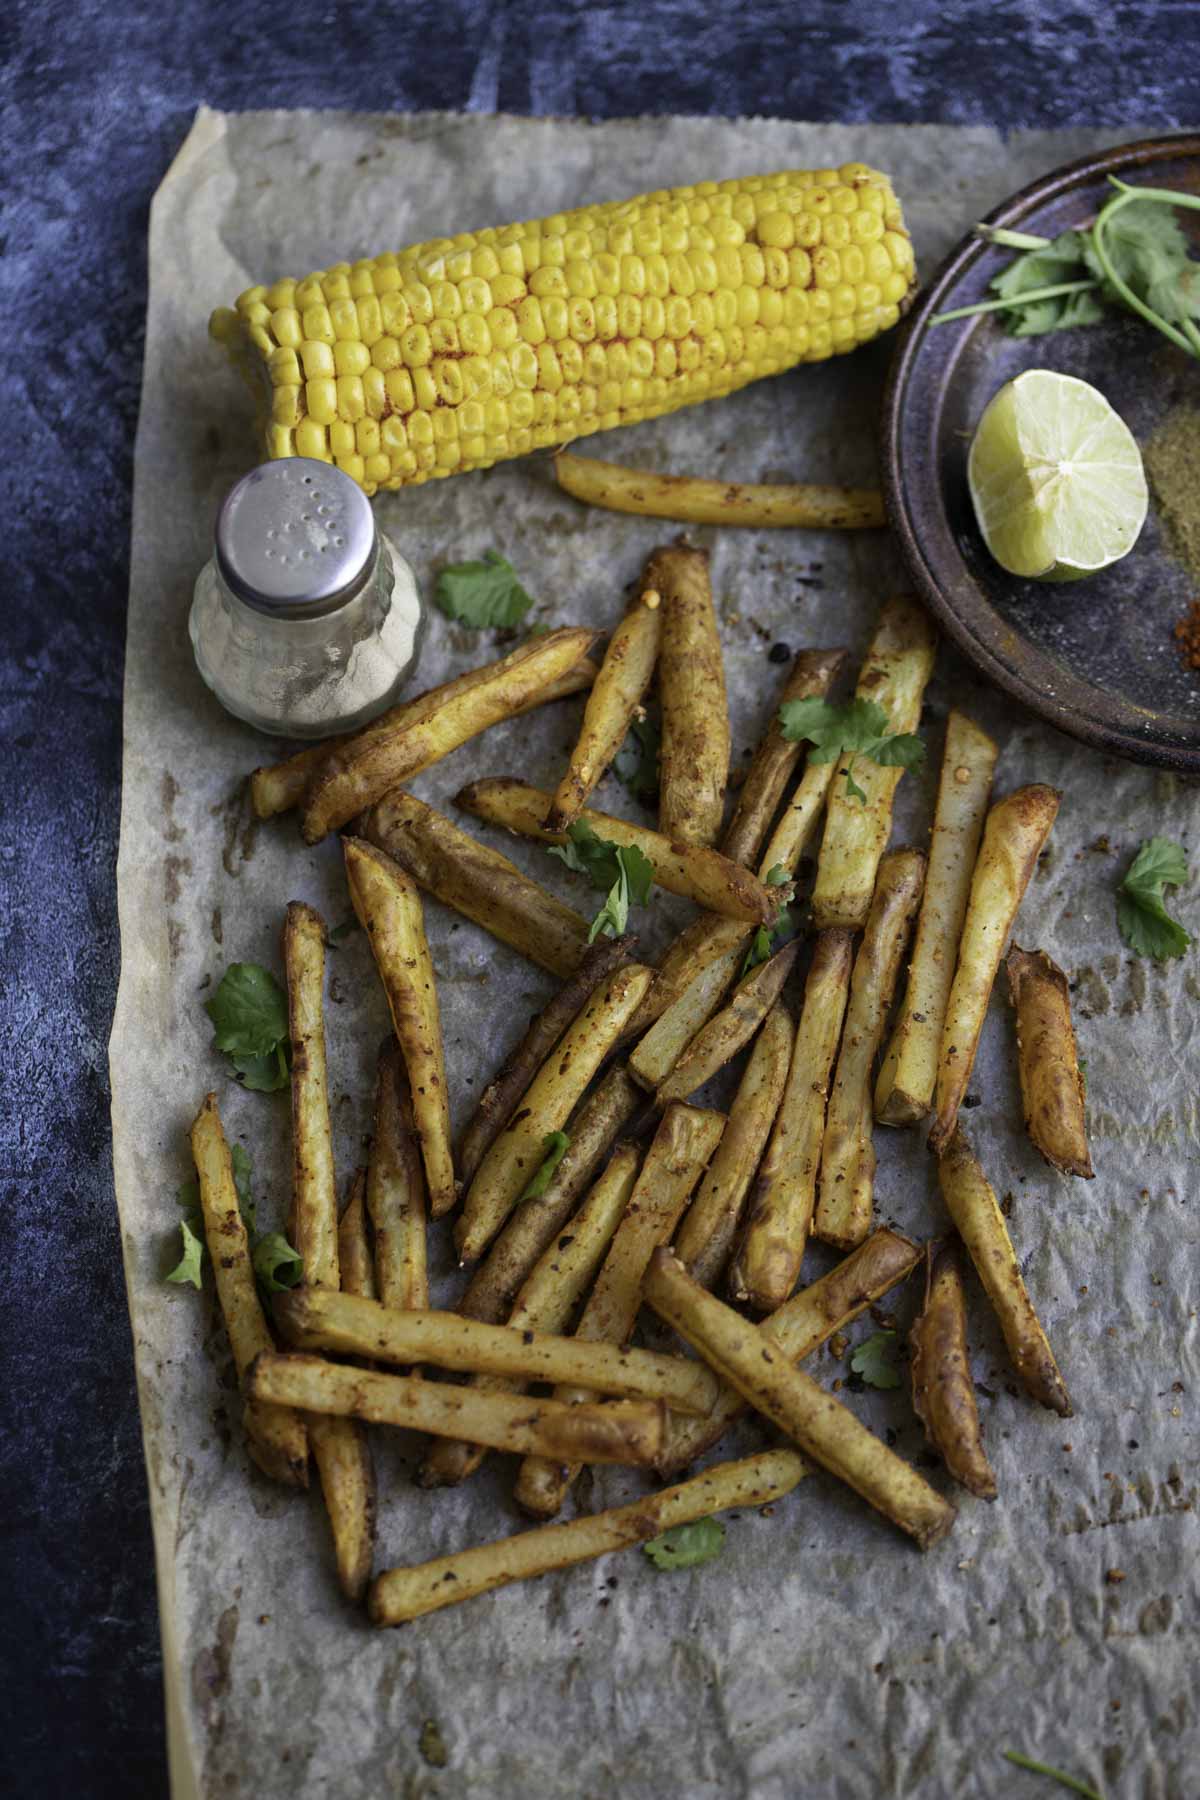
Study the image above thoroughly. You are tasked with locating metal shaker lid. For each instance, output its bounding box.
[215,458,376,617]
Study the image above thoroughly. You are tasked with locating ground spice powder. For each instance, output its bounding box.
[1145,405,1200,583]
[1172,597,1200,670]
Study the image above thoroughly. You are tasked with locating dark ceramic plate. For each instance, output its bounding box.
[881,133,1200,770]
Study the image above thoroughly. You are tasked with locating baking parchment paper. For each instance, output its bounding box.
[110,109,1199,1800]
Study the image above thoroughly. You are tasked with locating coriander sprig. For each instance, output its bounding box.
[548,820,655,941]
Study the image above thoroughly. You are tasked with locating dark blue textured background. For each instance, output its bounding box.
[2,2,1194,1792]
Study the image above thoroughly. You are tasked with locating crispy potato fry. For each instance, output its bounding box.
[936,1130,1071,1416]
[555,447,886,530]
[1006,946,1093,1179]
[722,648,847,870]
[811,596,938,930]
[655,940,799,1107]
[457,778,776,924]
[344,839,456,1217]
[308,1413,376,1603]
[644,1249,954,1548]
[625,915,752,1037]
[927,785,1061,1155]
[757,760,837,885]
[249,659,598,821]
[675,1002,793,1289]
[457,963,654,1262]
[876,712,998,1127]
[659,1227,921,1475]
[363,787,589,979]
[367,1043,428,1310]
[301,626,598,841]
[248,1352,665,1466]
[418,1143,640,1488]
[910,1239,997,1501]
[371,1447,806,1625]
[653,542,730,847]
[337,1169,376,1303]
[814,851,926,1251]
[545,587,662,831]
[283,902,339,1291]
[731,929,855,1309]
[190,1094,308,1489]
[627,943,744,1092]
[457,936,633,1190]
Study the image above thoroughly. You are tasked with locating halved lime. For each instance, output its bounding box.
[967,369,1148,581]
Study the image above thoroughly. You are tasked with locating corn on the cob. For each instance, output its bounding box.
[210,167,915,495]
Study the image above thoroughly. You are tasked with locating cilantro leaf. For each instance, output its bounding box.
[434,551,534,629]
[870,732,926,770]
[1001,1751,1103,1800]
[614,716,661,802]
[230,1042,291,1093]
[1082,197,1200,324]
[850,1329,901,1390]
[253,1232,305,1293]
[166,1216,205,1288]
[642,1517,725,1571]
[519,1131,571,1202]
[1117,837,1192,962]
[779,698,925,791]
[548,820,624,887]
[764,863,790,888]
[740,902,799,976]
[326,916,360,947]
[205,964,290,1060]
[548,822,655,942]
[843,761,868,804]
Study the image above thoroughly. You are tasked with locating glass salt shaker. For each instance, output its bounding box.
[189,458,423,739]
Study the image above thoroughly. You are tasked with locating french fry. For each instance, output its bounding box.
[655,940,799,1107]
[456,778,776,924]
[301,626,598,841]
[644,1249,955,1549]
[653,542,730,847]
[545,585,662,831]
[247,1352,665,1467]
[418,1144,640,1488]
[627,943,744,1092]
[456,936,633,1190]
[757,761,837,885]
[927,785,1061,1155]
[910,1239,997,1501]
[731,929,855,1309]
[1006,946,1093,1179]
[814,851,926,1251]
[876,711,998,1127]
[456,963,654,1262]
[249,658,598,820]
[370,1448,807,1625]
[625,915,752,1037]
[344,840,456,1218]
[514,1101,724,1517]
[189,1094,308,1489]
[555,448,886,531]
[283,902,339,1291]
[363,787,589,979]
[811,596,938,930]
[722,648,847,870]
[675,1002,793,1290]
[367,1043,428,1311]
[337,1170,376,1302]
[936,1130,1071,1417]
[659,1227,921,1475]
[308,1414,376,1603]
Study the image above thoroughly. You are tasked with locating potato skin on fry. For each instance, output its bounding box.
[545,586,661,833]
[910,1240,997,1501]
[367,1045,428,1311]
[655,939,799,1108]
[625,914,752,1038]
[1006,946,1093,1179]
[628,941,744,1091]
[653,543,730,849]
[554,449,886,531]
[283,902,339,1292]
[722,647,847,872]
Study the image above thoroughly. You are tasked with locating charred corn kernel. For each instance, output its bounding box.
[214,165,915,490]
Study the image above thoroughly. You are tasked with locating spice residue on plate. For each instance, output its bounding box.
[1144,406,1200,583]
[1172,597,1200,671]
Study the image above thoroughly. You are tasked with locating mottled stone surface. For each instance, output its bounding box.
[1,4,1192,1794]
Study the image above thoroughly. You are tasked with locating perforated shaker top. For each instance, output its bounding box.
[215,458,376,615]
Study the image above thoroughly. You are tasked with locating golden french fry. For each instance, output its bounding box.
[283,902,339,1291]
[811,596,937,930]
[936,1130,1071,1417]
[367,1043,428,1310]
[722,648,847,870]
[814,850,925,1251]
[675,1002,793,1290]
[555,448,886,531]
[344,839,456,1217]
[625,915,752,1037]
[1006,946,1093,1179]
[545,586,662,831]
[309,1415,376,1603]
[910,1239,997,1501]
[301,626,598,841]
[189,1094,308,1489]
[732,928,855,1309]
[337,1169,376,1303]
[927,785,1061,1155]
[644,1249,955,1549]
[627,942,745,1092]
[877,711,998,1127]
[248,1352,665,1467]
[457,962,654,1262]
[757,762,837,885]
[653,542,730,847]
[370,1448,807,1625]
[456,778,776,924]
[457,936,633,1190]
[363,786,589,979]
[655,940,799,1107]
[659,1226,921,1475]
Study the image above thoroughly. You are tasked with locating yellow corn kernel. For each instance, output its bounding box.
[306,378,338,426]
[268,346,301,387]
[294,418,329,459]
